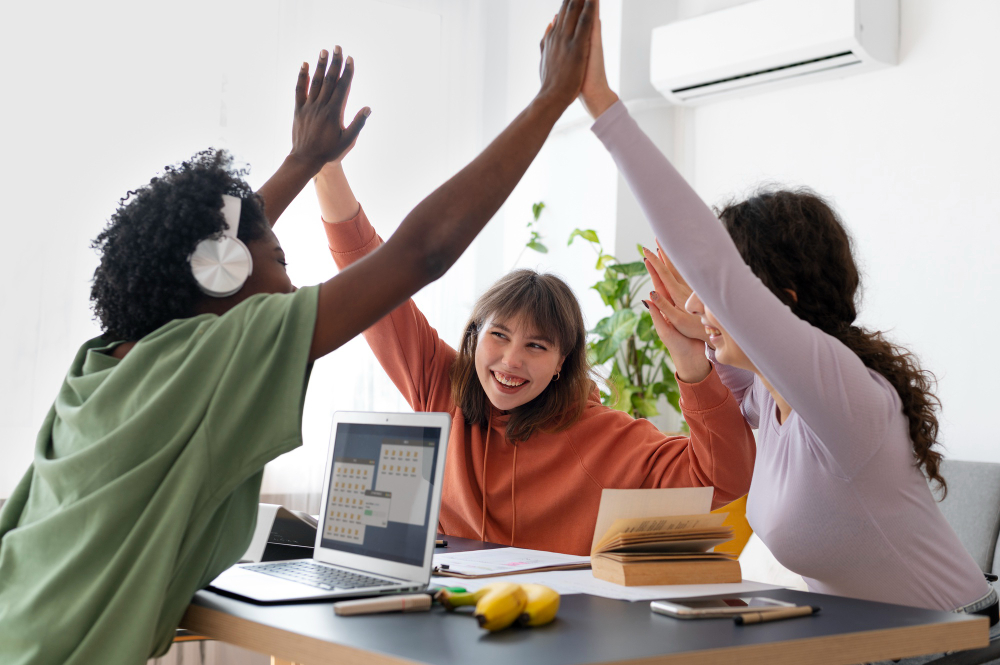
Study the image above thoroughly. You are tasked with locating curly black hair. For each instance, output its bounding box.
[90,149,270,341]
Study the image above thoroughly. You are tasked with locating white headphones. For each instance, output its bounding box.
[189,194,253,298]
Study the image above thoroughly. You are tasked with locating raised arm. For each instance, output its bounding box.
[308,0,595,362]
[581,12,894,473]
[258,48,370,226]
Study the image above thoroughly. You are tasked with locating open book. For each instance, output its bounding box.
[590,489,742,586]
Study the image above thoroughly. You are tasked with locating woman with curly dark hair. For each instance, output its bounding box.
[574,3,998,635]
[0,4,596,662]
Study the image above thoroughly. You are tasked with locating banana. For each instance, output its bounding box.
[473,582,528,631]
[436,583,528,631]
[517,584,560,627]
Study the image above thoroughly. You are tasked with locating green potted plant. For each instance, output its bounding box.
[521,202,683,426]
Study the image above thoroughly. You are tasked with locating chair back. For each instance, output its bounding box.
[935,459,1000,573]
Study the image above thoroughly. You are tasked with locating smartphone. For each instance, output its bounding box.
[651,596,796,619]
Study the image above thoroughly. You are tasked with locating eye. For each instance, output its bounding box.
[278,259,288,267]
[491,331,508,340]
[529,342,547,350]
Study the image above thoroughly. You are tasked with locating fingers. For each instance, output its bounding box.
[553,0,572,32]
[295,62,309,110]
[655,238,687,287]
[308,50,329,103]
[573,0,596,41]
[342,106,371,146]
[644,247,688,304]
[319,46,344,105]
[329,56,356,118]
[645,259,676,307]
[643,299,681,346]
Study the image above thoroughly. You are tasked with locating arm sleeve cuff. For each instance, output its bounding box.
[677,364,731,412]
[590,99,630,142]
[322,204,378,255]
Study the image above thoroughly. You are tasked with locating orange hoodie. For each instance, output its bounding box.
[323,207,755,555]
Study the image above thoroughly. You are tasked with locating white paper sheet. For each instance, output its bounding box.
[433,547,591,576]
[431,569,781,602]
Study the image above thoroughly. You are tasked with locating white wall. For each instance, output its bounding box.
[624,0,1000,461]
[0,0,486,499]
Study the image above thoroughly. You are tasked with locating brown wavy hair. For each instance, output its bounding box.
[450,269,594,442]
[716,188,946,495]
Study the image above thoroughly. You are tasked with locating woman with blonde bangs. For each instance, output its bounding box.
[314,156,757,556]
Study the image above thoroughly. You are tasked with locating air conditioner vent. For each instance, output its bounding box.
[650,0,898,105]
[671,52,862,102]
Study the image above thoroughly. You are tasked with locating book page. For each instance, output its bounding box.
[590,488,714,553]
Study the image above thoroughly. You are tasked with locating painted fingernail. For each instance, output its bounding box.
[651,291,660,301]
[363,108,372,117]
[641,300,650,310]
[320,49,328,59]
[301,62,308,71]
[334,45,342,56]
[346,56,354,66]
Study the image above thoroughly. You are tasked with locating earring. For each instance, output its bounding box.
[553,371,561,381]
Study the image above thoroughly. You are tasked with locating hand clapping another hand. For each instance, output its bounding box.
[643,242,712,383]
[538,0,596,110]
[291,47,371,171]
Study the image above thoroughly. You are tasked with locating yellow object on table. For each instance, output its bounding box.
[712,494,753,556]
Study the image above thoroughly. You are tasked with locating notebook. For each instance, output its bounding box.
[209,411,450,603]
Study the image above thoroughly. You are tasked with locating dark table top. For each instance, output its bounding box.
[185,535,988,665]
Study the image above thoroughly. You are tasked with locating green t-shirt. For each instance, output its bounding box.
[0,286,318,664]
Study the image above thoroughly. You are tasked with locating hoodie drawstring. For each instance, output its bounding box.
[480,412,492,542]
[510,443,517,546]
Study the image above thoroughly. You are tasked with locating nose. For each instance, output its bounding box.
[501,346,524,370]
[685,291,704,316]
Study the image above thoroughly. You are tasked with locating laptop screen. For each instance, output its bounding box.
[319,422,442,567]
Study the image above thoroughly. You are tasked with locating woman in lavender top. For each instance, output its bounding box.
[573,2,996,628]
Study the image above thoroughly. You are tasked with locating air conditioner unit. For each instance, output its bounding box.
[650,0,898,105]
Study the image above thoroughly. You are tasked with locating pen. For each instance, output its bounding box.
[334,593,432,616]
[734,606,820,625]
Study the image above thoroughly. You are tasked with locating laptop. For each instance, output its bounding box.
[210,411,450,603]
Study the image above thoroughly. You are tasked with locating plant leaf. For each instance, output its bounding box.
[568,228,600,246]
[526,241,548,253]
[631,393,660,418]
[590,310,639,364]
[532,201,545,221]
[636,311,657,342]
[610,261,648,277]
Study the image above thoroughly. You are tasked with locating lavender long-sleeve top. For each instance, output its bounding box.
[592,101,987,611]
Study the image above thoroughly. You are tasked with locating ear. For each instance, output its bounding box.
[556,355,567,374]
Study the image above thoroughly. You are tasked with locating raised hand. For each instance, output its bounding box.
[291,47,370,171]
[643,296,711,384]
[643,241,711,344]
[577,0,619,119]
[538,0,596,110]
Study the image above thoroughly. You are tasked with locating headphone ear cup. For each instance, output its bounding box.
[190,236,253,298]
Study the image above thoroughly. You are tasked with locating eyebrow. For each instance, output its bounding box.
[490,322,554,345]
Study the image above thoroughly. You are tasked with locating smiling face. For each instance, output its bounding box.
[474,315,566,412]
[685,291,754,372]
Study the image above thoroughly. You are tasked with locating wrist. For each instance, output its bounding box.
[285,151,325,178]
[581,89,619,120]
[674,355,711,384]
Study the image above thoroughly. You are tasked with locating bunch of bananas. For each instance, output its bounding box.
[436,582,560,631]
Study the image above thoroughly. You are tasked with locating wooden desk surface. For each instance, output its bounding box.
[182,536,988,665]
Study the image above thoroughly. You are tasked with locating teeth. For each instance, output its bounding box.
[705,326,722,337]
[493,371,526,387]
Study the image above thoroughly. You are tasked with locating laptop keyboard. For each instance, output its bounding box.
[245,560,399,591]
